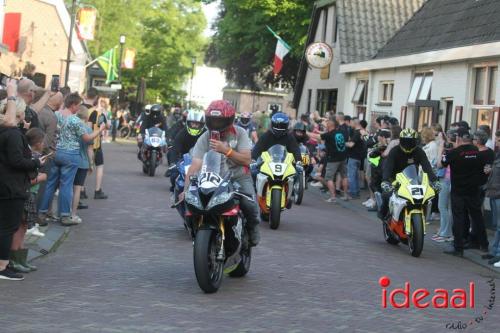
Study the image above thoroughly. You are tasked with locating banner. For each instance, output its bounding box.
[122,48,136,69]
[76,7,97,41]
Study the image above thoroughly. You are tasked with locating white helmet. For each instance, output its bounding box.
[186,109,205,136]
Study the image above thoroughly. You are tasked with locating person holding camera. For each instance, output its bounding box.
[441,128,489,257]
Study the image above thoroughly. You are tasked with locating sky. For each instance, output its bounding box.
[202,1,219,37]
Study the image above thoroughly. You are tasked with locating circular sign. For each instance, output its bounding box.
[306,42,334,69]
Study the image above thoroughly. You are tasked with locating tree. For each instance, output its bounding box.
[205,0,313,89]
[65,0,206,104]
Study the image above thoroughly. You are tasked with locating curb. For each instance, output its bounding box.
[25,224,70,262]
[308,185,500,275]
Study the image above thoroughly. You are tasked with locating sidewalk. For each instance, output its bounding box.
[308,185,500,274]
[25,224,70,262]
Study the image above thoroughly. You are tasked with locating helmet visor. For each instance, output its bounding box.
[400,137,417,153]
[240,118,251,126]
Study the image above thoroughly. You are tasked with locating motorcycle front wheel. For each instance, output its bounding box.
[270,188,282,230]
[408,214,424,257]
[194,229,224,293]
[148,151,157,177]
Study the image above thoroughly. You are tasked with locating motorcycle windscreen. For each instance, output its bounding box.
[199,151,225,190]
[267,144,287,163]
[401,165,419,185]
[147,127,163,137]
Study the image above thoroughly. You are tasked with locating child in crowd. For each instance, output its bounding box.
[70,105,94,224]
[9,128,47,274]
[311,144,328,190]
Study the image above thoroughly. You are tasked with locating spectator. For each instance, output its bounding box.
[0,89,45,281]
[71,106,94,224]
[38,93,104,226]
[17,79,51,131]
[441,128,489,257]
[10,128,47,274]
[346,118,364,198]
[382,126,401,158]
[421,127,439,168]
[38,92,63,154]
[310,144,327,188]
[478,125,495,150]
[85,88,110,199]
[484,130,500,266]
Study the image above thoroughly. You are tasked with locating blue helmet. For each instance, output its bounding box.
[271,112,289,137]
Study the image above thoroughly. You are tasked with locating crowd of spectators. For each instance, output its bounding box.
[0,80,109,281]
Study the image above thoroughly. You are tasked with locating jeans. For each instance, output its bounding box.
[39,149,80,217]
[437,178,453,237]
[490,198,500,256]
[347,158,361,197]
[234,176,260,228]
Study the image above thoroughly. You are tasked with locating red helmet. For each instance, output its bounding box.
[205,100,235,132]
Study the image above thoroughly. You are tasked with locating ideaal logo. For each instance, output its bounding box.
[379,276,495,330]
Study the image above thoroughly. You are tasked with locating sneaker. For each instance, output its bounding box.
[433,236,447,243]
[94,190,108,200]
[60,216,81,226]
[431,234,441,240]
[488,257,500,265]
[26,225,45,237]
[326,197,337,203]
[310,181,322,188]
[0,267,24,281]
[80,190,88,199]
[494,261,500,268]
[341,195,350,201]
[444,236,454,242]
[77,202,88,210]
[363,198,375,207]
[443,247,464,257]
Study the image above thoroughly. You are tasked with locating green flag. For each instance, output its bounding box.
[97,46,119,83]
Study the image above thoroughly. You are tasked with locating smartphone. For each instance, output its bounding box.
[210,130,220,142]
[50,75,60,92]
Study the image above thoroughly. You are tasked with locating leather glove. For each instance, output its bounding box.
[431,181,441,193]
[381,181,394,193]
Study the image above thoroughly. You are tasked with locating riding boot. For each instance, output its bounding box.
[18,249,37,272]
[9,250,31,274]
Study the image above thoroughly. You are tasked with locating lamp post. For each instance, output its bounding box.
[64,0,77,87]
[118,34,126,80]
[189,57,196,108]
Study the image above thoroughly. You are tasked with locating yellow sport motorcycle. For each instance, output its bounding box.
[375,165,435,257]
[255,145,297,230]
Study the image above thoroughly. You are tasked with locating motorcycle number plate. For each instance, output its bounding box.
[269,163,287,176]
[407,185,425,200]
[150,137,162,147]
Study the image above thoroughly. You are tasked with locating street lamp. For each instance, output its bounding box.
[64,0,77,87]
[118,34,126,81]
[189,57,196,108]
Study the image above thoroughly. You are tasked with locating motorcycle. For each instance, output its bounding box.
[172,153,192,233]
[375,165,435,257]
[255,145,297,230]
[120,120,137,138]
[141,127,166,177]
[185,151,253,293]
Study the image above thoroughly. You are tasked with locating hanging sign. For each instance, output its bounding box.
[76,7,97,41]
[122,48,136,69]
[306,42,333,69]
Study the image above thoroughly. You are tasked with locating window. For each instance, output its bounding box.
[472,109,493,130]
[307,89,312,114]
[352,80,368,104]
[408,73,433,104]
[379,81,394,103]
[474,65,497,105]
[316,89,337,116]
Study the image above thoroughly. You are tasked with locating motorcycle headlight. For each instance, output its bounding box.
[207,191,232,210]
[185,191,203,210]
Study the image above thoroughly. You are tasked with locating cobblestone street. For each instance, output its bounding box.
[0,142,498,332]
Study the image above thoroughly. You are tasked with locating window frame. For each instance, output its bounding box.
[473,64,498,107]
[407,72,433,104]
[379,81,394,104]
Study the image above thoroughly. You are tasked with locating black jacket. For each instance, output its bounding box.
[383,146,437,183]
[0,126,40,200]
[252,130,302,162]
[172,127,204,161]
[140,113,167,134]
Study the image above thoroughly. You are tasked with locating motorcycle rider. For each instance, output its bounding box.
[166,110,188,167]
[379,128,439,219]
[236,112,258,144]
[139,104,167,135]
[252,112,302,163]
[169,110,206,196]
[184,100,261,246]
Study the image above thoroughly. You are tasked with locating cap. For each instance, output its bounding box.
[457,121,470,130]
[379,129,391,139]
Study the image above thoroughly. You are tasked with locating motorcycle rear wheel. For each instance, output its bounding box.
[270,189,282,230]
[383,222,399,245]
[293,176,304,205]
[194,229,224,293]
[148,151,157,177]
[408,214,424,257]
[120,127,130,138]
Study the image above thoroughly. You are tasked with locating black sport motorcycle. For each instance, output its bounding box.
[185,151,253,293]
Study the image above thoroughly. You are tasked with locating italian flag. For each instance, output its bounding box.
[267,26,291,75]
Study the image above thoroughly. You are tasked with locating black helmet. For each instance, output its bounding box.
[271,112,289,137]
[399,128,418,153]
[293,122,306,138]
[151,104,163,114]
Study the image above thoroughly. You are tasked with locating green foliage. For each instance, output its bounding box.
[65,0,206,104]
[205,0,313,89]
